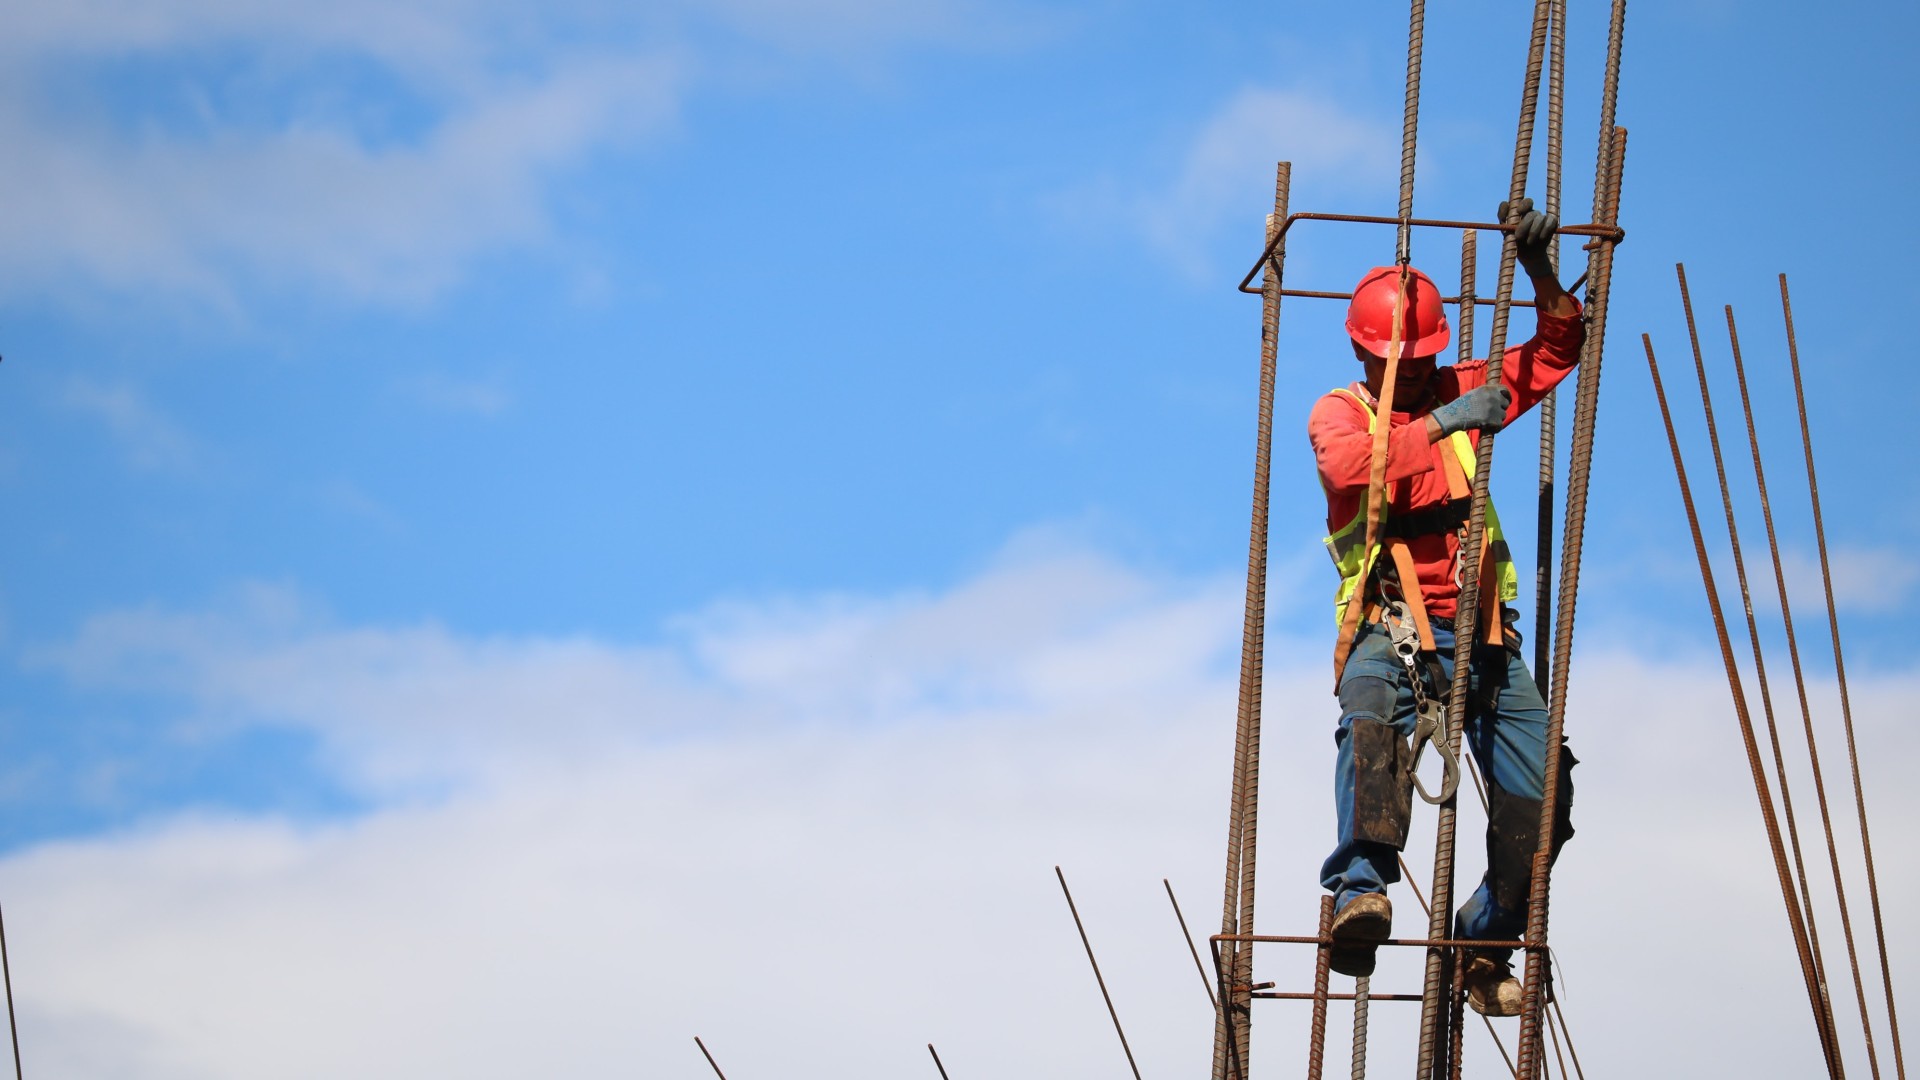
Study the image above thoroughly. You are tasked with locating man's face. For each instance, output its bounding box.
[1354,340,1437,404]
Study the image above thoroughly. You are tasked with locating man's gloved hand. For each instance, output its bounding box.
[1430,384,1512,436]
[1498,197,1559,277]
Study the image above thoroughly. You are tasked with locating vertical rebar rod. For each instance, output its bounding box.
[0,902,19,1080]
[1677,274,1840,1074]
[1167,879,1218,1009]
[1642,332,1842,1078]
[1352,976,1371,1080]
[928,1044,953,1080]
[1427,6,1555,1075]
[1534,0,1567,697]
[1782,273,1908,1079]
[1728,301,1869,1072]
[1516,122,1627,1080]
[1212,162,1289,1080]
[694,1037,730,1080]
[1396,0,1427,265]
[1056,867,1144,1080]
[1308,895,1335,1080]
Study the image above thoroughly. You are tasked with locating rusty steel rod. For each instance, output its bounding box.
[1307,895,1335,1080]
[1213,162,1288,1080]
[1730,300,1876,1072]
[694,1036,730,1080]
[1642,332,1842,1078]
[1240,215,1623,294]
[1351,974,1372,1080]
[1259,991,1423,1003]
[1534,0,1567,702]
[928,1044,952,1080]
[0,902,19,1080]
[1677,272,1842,1074]
[1056,867,1144,1080]
[1167,879,1218,1009]
[1220,933,1529,951]
[1515,122,1627,1080]
[1396,0,1427,265]
[1781,274,1908,1080]
[1279,288,1537,309]
[1545,950,1587,1080]
[1424,6,1558,1075]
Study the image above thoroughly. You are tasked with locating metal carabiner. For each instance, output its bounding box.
[1407,698,1461,805]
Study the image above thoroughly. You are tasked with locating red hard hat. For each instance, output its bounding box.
[1346,265,1450,359]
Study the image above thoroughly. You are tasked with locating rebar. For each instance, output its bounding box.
[1352,976,1372,1080]
[694,1036,730,1080]
[1056,867,1144,1080]
[1213,162,1289,1080]
[1396,0,1427,265]
[1168,879,1218,1009]
[1515,122,1627,1080]
[1642,332,1841,1078]
[1782,274,1908,1079]
[1308,895,1335,1080]
[1534,0,1567,698]
[1425,6,1557,1075]
[0,902,19,1080]
[928,1044,952,1080]
[1728,300,1871,1072]
[1677,273,1841,1073]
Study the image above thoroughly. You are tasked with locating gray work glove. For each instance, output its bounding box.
[1430,384,1511,436]
[1498,197,1559,276]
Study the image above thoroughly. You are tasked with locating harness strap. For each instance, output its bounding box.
[1387,540,1437,651]
[1383,497,1470,539]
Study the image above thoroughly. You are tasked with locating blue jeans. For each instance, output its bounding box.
[1321,617,1573,958]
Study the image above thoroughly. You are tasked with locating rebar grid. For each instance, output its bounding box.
[1781,275,1908,1078]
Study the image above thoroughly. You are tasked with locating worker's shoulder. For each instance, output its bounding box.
[1310,384,1371,420]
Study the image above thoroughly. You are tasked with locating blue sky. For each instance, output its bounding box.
[0,1,1913,1076]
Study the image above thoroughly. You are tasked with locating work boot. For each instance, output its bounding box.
[1463,953,1524,1017]
[1328,893,1392,978]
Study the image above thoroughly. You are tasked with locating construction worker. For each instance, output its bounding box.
[1308,200,1578,1017]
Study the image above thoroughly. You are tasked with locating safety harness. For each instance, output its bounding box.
[1322,385,1520,803]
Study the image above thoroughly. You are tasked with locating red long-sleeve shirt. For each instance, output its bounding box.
[1308,303,1586,620]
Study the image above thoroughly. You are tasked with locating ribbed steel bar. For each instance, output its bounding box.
[1352,976,1371,1080]
[1515,120,1627,1080]
[1782,274,1908,1079]
[1642,332,1842,1078]
[1534,0,1567,698]
[1681,278,1842,1072]
[1423,6,1556,1076]
[1168,879,1219,1009]
[1396,0,1427,265]
[1308,895,1335,1080]
[1729,301,1872,1072]
[1056,866,1144,1080]
[694,1036,730,1080]
[0,902,19,1080]
[1240,216,1622,294]
[928,1044,952,1080]
[1212,162,1289,1080]
[1515,12,1631,1072]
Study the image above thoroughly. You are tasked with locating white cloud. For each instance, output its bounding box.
[1084,87,1398,278]
[61,377,200,473]
[0,0,1029,307]
[12,545,1917,1078]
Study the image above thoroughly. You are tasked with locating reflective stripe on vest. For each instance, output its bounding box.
[1321,386,1519,625]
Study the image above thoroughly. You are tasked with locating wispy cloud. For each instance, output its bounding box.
[1066,86,1397,278]
[0,0,1033,307]
[15,542,1917,1077]
[61,377,199,473]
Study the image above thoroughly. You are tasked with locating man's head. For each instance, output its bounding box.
[1346,264,1449,403]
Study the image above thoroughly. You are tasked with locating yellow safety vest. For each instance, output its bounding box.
[1322,387,1519,626]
